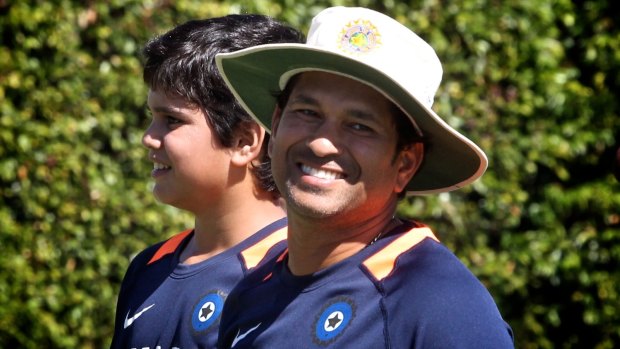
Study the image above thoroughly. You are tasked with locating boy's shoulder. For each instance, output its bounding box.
[144,229,194,265]
[237,217,287,270]
[123,229,193,277]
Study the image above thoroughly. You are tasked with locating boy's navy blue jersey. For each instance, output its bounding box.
[111,218,287,349]
[218,220,514,349]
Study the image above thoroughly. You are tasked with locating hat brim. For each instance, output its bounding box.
[216,44,487,195]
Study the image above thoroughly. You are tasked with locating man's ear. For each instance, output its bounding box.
[267,106,283,158]
[230,122,266,167]
[394,143,424,194]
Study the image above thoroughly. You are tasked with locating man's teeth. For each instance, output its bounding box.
[301,164,342,180]
[154,162,170,170]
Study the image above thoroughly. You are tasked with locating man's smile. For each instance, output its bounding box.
[299,163,345,180]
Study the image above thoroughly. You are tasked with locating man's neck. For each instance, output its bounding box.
[285,209,399,276]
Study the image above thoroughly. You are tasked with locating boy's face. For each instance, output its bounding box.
[268,72,419,224]
[143,89,231,212]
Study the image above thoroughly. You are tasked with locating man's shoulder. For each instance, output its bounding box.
[360,222,489,300]
[360,221,443,282]
[366,223,513,347]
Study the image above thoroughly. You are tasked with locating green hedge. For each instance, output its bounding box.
[1,1,618,347]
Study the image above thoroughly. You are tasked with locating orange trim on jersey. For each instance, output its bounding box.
[240,227,287,269]
[262,250,288,282]
[262,272,273,282]
[362,226,439,281]
[276,249,288,263]
[147,229,193,265]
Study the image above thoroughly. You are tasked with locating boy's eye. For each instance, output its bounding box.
[166,116,182,125]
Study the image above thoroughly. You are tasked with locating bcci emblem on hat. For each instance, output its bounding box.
[338,19,381,54]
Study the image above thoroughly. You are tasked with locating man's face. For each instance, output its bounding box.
[269,72,419,224]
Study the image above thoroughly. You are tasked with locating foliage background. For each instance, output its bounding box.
[1,0,618,348]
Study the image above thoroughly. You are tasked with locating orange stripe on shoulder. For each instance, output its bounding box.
[147,229,193,265]
[276,249,288,263]
[240,227,287,269]
[362,226,439,281]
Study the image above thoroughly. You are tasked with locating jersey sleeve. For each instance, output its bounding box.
[110,231,189,348]
[110,243,161,348]
[380,238,514,348]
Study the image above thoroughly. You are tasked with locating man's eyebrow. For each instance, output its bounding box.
[347,109,377,121]
[288,93,382,123]
[288,94,319,105]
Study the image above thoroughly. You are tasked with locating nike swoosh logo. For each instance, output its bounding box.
[123,304,155,329]
[231,323,261,347]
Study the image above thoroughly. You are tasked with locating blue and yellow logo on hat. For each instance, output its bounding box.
[339,19,381,54]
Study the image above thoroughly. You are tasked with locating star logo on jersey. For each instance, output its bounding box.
[312,297,356,346]
[326,312,343,330]
[191,290,225,333]
[199,301,215,322]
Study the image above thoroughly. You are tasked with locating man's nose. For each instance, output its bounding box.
[306,123,341,157]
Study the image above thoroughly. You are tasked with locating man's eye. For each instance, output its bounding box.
[350,123,374,132]
[297,109,319,117]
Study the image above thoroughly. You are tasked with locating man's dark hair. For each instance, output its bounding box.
[142,15,304,196]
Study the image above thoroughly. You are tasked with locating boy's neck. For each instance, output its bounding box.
[179,193,285,265]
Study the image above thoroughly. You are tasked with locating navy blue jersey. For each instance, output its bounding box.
[111,218,287,349]
[218,220,514,348]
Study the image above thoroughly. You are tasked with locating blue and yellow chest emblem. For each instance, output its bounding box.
[338,19,381,54]
[191,290,225,333]
[312,296,356,346]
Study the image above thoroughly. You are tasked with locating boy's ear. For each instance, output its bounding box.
[230,122,266,167]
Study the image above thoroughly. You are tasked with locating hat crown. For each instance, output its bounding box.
[214,6,488,194]
[306,7,442,109]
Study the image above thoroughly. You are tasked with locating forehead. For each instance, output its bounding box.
[147,89,197,110]
[292,72,390,105]
[289,72,395,117]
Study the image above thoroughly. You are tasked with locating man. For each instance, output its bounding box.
[215,7,514,348]
[110,15,303,348]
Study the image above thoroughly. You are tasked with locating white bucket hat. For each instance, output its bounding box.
[216,6,487,194]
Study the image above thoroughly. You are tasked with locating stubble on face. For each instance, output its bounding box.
[269,72,403,225]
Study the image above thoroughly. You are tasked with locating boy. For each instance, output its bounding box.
[110,15,303,348]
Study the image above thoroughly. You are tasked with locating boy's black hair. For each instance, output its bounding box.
[143,15,304,196]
